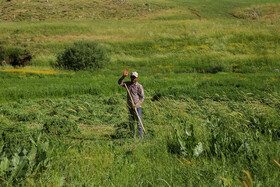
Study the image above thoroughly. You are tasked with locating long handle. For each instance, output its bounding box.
[124,84,146,134]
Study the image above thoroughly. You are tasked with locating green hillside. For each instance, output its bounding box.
[0,0,280,186]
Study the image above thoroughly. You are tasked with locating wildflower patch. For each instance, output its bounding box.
[0,69,58,75]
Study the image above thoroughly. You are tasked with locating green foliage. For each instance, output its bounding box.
[206,117,248,157]
[0,133,50,185]
[0,90,279,186]
[0,45,4,62]
[31,54,56,67]
[56,41,109,71]
[1,71,279,103]
[0,123,38,150]
[165,95,280,162]
[112,122,133,139]
[0,47,32,67]
[168,123,201,157]
[43,117,80,135]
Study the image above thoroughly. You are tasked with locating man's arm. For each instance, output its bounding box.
[136,85,144,107]
[118,69,129,87]
[118,76,126,87]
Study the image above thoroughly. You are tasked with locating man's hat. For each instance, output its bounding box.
[131,72,138,78]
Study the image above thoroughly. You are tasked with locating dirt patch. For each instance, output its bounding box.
[0,0,166,22]
[231,4,280,23]
[189,8,201,19]
[33,34,124,43]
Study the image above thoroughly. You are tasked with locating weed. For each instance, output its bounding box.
[0,133,50,185]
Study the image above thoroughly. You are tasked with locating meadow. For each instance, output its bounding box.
[0,0,280,186]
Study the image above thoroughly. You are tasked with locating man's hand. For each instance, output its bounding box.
[123,69,129,77]
[134,103,139,109]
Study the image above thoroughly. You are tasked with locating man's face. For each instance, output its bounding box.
[130,76,138,83]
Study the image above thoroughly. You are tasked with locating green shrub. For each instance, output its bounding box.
[0,47,32,67]
[0,45,4,62]
[56,41,110,71]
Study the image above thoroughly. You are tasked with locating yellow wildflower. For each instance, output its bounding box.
[0,69,59,75]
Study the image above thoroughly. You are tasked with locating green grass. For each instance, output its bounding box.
[0,0,280,185]
[1,93,279,185]
[1,19,279,71]
[0,71,279,103]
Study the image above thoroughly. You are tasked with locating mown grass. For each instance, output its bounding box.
[1,93,279,185]
[0,0,280,185]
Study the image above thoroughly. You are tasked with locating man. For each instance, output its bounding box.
[118,69,144,139]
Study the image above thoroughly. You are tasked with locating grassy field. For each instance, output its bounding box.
[0,0,280,186]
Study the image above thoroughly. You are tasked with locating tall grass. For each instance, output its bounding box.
[0,71,279,103]
[2,19,279,73]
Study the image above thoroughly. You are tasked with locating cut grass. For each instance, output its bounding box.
[0,93,279,186]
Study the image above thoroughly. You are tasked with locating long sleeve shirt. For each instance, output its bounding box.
[118,76,144,108]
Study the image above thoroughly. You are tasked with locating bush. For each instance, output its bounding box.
[56,41,110,71]
[0,45,4,62]
[0,47,32,67]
